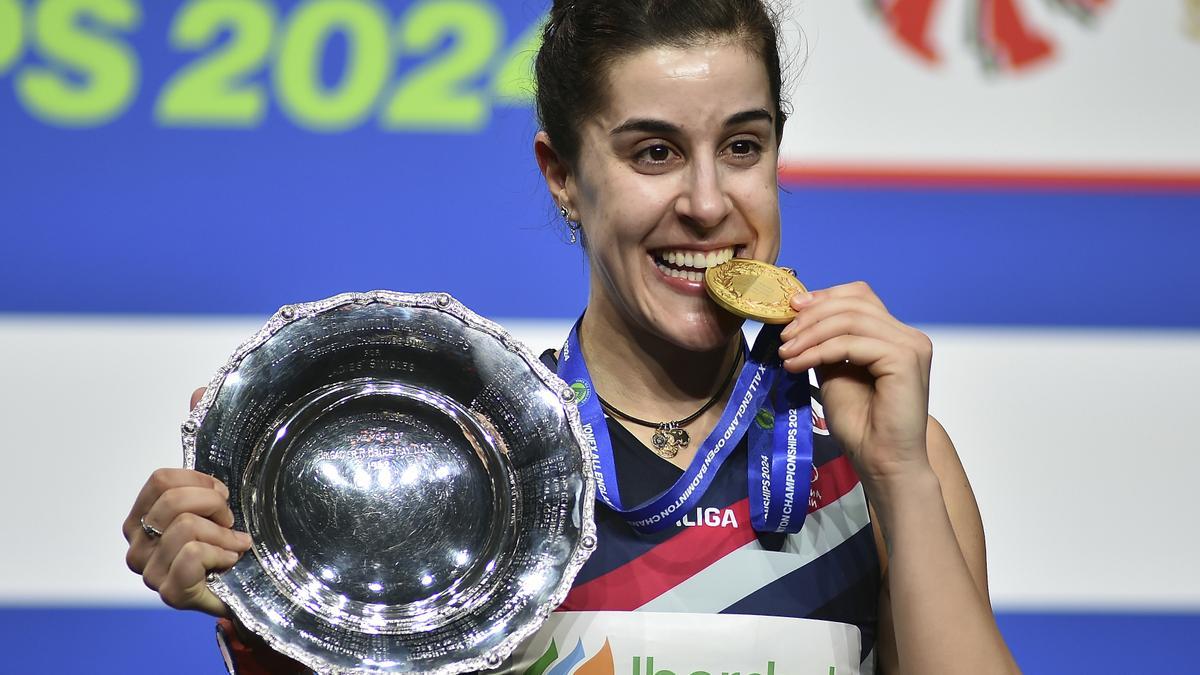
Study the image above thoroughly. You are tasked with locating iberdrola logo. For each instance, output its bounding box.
[521,638,783,675]
[523,638,614,675]
[570,380,590,406]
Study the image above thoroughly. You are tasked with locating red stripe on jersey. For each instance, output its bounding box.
[561,499,757,611]
[562,456,864,611]
[808,454,860,513]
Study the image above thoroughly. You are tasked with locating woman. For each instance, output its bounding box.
[124,1,1019,672]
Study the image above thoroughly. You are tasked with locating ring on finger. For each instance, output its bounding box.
[140,515,164,540]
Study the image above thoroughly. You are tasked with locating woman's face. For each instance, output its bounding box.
[566,42,781,351]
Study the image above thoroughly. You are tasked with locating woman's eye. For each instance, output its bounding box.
[639,144,673,163]
[730,140,759,156]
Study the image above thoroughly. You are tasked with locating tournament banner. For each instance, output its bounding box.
[782,1,1200,177]
[1,0,1198,325]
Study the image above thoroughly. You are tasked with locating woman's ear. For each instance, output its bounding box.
[534,131,574,213]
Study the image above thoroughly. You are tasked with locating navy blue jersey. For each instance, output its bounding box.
[559,382,881,667]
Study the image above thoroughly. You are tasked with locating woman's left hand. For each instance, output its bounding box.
[777,281,934,489]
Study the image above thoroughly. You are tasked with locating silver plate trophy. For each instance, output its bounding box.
[182,291,597,674]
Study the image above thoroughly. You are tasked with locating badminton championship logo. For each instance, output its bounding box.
[868,0,1110,72]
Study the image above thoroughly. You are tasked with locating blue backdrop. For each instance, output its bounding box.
[2,1,1198,673]
[1,0,1197,325]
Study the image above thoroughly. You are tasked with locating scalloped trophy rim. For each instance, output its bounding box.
[181,290,598,675]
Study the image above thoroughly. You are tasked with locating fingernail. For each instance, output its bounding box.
[237,531,252,547]
[790,292,814,309]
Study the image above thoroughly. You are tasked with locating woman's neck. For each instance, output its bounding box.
[578,295,742,422]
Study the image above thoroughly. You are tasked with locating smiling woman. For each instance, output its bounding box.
[540,42,781,355]
[122,1,1019,673]
[526,1,1018,673]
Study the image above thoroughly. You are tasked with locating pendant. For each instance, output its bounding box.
[651,422,689,459]
[671,427,689,448]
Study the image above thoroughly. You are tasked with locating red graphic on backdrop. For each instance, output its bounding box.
[871,0,1109,72]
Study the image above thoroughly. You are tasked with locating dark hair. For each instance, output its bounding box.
[535,0,789,168]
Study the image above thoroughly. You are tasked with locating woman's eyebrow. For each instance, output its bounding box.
[609,109,772,136]
[609,118,680,136]
[724,109,773,128]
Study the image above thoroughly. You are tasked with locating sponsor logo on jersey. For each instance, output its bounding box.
[674,507,741,529]
[523,638,614,675]
[524,638,786,675]
[630,655,778,675]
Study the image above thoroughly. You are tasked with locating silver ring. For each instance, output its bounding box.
[140,515,164,539]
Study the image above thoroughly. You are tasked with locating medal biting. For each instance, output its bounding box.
[704,259,807,324]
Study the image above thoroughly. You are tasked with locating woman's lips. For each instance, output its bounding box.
[649,245,741,294]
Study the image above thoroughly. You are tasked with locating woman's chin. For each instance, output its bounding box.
[661,307,744,353]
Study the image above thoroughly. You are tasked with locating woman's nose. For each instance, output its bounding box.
[675,159,731,230]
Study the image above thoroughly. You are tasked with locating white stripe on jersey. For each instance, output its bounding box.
[636,483,871,613]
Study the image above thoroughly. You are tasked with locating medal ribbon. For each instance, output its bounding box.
[557,317,814,534]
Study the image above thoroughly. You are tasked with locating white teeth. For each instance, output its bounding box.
[655,246,736,271]
[655,260,706,282]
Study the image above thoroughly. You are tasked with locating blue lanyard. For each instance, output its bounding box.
[557,317,814,534]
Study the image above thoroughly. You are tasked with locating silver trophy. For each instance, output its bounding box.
[183,291,597,674]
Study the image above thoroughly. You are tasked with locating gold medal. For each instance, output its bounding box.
[704,259,808,324]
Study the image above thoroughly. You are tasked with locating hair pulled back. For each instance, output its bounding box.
[535,0,788,168]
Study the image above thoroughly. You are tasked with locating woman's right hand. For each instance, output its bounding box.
[122,387,253,618]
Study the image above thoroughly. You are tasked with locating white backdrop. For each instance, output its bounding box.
[2,316,1197,610]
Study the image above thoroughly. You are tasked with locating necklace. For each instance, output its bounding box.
[594,350,743,459]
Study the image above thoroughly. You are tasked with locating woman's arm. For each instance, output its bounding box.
[872,416,1016,674]
[777,281,1018,674]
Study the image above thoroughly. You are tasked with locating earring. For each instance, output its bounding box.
[559,204,580,244]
